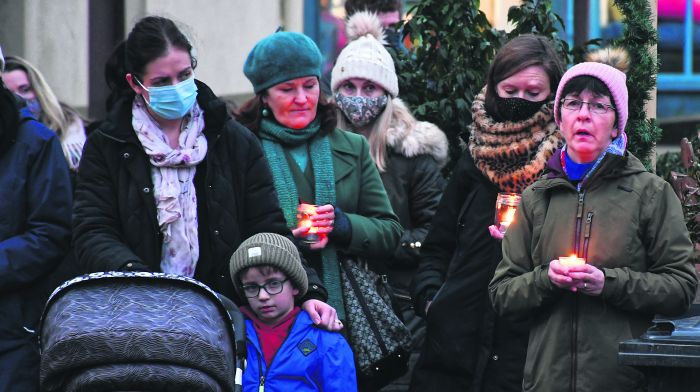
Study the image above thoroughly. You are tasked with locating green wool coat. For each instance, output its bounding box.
[489,152,698,392]
[287,128,402,261]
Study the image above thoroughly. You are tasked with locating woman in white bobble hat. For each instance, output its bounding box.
[331,10,448,373]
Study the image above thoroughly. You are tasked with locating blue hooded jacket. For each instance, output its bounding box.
[244,310,357,391]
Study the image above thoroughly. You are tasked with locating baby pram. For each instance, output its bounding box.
[38,271,246,392]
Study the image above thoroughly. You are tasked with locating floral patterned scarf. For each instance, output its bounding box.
[132,97,207,277]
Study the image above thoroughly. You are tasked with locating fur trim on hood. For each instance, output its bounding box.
[386,98,449,168]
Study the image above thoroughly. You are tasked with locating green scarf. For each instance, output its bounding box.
[259,118,345,320]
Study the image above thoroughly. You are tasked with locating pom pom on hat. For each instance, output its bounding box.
[554,47,629,133]
[331,11,398,97]
[229,233,308,298]
[244,31,323,95]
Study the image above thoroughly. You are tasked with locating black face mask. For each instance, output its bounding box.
[493,96,548,122]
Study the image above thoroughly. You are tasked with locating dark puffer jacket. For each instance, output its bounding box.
[73,80,326,304]
[410,151,529,392]
[376,99,448,293]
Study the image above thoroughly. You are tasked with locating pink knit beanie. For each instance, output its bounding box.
[554,62,628,132]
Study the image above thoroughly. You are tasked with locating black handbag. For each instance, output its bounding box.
[340,257,412,391]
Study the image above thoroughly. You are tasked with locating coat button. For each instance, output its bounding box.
[312,285,319,290]
[122,152,130,159]
[143,187,150,193]
[126,262,133,268]
[401,242,408,247]
[214,230,220,236]
[492,354,499,361]
[415,241,422,248]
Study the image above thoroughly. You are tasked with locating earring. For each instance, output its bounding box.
[262,107,270,117]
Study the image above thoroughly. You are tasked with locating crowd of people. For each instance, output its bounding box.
[0,1,697,391]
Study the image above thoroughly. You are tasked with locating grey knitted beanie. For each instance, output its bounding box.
[229,233,308,298]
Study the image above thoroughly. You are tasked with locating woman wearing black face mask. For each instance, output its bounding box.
[409,34,564,392]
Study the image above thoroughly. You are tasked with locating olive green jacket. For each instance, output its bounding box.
[489,151,698,392]
[289,129,402,259]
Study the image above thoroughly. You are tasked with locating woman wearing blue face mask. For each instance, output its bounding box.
[73,16,343,330]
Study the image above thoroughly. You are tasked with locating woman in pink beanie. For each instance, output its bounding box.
[489,48,698,392]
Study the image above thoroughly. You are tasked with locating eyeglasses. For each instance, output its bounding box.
[560,98,615,115]
[241,279,289,298]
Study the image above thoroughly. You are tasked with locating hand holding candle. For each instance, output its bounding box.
[295,203,334,248]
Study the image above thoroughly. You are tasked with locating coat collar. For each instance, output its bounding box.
[328,129,359,182]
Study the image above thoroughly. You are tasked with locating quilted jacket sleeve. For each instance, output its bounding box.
[73,132,144,272]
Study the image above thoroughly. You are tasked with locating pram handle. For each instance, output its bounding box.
[216,293,247,392]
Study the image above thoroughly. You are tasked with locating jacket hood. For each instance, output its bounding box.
[386,98,449,167]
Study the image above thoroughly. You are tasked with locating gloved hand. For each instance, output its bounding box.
[328,205,352,247]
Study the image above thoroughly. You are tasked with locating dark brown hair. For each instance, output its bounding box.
[484,34,564,118]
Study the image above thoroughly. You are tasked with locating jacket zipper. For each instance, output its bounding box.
[574,192,585,255]
[571,192,587,392]
[249,314,302,392]
[583,212,594,260]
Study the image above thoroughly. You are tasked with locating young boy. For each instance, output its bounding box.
[229,233,357,392]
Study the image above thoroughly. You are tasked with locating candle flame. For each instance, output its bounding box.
[503,207,516,224]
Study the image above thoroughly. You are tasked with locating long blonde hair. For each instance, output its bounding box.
[337,97,419,172]
[4,56,82,137]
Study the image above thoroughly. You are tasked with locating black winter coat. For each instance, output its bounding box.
[380,151,445,293]
[409,151,529,392]
[73,81,326,303]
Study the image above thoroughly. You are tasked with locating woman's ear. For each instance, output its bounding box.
[125,73,143,95]
[611,127,619,139]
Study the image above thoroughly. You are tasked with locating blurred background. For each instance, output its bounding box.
[0,0,695,149]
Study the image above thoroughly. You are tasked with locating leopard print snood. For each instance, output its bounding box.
[468,87,563,193]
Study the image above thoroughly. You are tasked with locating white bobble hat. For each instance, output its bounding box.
[331,11,399,97]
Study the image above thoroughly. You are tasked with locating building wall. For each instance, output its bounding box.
[0,0,89,110]
[0,0,304,114]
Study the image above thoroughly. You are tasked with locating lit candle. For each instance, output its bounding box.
[494,193,521,235]
[500,206,516,230]
[297,204,320,242]
[559,254,586,267]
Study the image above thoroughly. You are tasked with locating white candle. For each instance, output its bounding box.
[559,254,586,267]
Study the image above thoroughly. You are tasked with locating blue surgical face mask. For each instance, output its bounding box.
[136,76,198,120]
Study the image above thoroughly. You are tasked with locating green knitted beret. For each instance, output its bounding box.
[243,31,323,94]
[229,232,308,298]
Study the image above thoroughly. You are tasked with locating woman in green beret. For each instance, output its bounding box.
[236,31,402,333]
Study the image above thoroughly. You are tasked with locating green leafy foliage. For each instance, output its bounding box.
[393,0,502,173]
[612,0,663,167]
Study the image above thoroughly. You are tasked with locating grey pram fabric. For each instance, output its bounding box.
[39,272,240,392]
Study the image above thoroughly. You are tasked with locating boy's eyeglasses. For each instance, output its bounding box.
[242,279,289,298]
[560,98,615,115]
